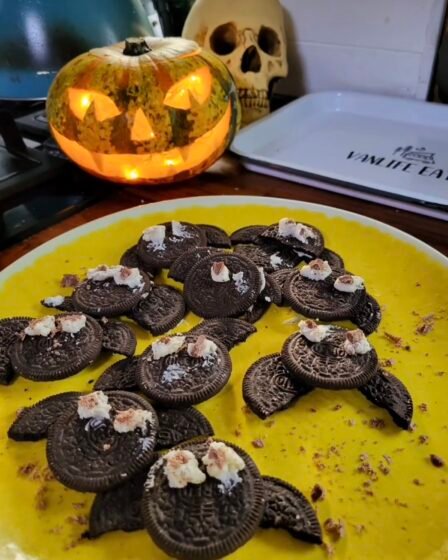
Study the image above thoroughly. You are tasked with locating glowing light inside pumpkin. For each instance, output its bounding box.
[163,67,212,110]
[68,88,122,122]
[50,102,232,183]
[131,108,155,142]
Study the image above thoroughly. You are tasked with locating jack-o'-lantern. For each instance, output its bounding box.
[47,37,240,184]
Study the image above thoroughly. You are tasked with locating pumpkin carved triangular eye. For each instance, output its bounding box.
[131,108,155,142]
[164,67,212,110]
[68,88,122,121]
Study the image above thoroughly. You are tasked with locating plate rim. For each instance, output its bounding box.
[1,195,446,286]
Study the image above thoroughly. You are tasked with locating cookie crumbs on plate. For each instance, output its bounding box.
[63,536,84,551]
[354,524,366,535]
[332,404,342,411]
[347,419,356,427]
[265,420,275,428]
[251,439,264,449]
[241,405,251,415]
[369,418,386,430]
[413,478,424,486]
[408,422,417,432]
[430,454,445,468]
[298,446,306,454]
[378,462,390,476]
[322,543,335,557]
[418,435,429,445]
[35,486,49,511]
[234,429,242,437]
[418,403,428,412]
[383,454,393,464]
[66,515,88,525]
[61,274,80,288]
[394,499,409,508]
[324,518,345,541]
[357,460,378,482]
[72,502,86,510]
[380,358,396,368]
[49,526,63,535]
[384,332,403,347]
[311,483,326,502]
[415,314,436,335]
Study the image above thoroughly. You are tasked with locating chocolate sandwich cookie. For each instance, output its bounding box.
[230,225,267,245]
[0,317,32,384]
[142,439,265,560]
[100,319,137,357]
[261,476,322,544]
[41,295,76,312]
[234,243,301,273]
[262,273,282,305]
[184,253,261,318]
[47,390,158,492]
[168,247,224,283]
[282,328,379,390]
[198,224,231,248]
[269,269,295,306]
[358,369,413,429]
[10,314,103,381]
[73,268,151,318]
[237,274,281,323]
[261,221,324,257]
[284,269,365,321]
[120,245,157,277]
[238,298,270,323]
[301,248,345,272]
[243,354,313,419]
[8,392,82,441]
[352,293,382,334]
[87,470,148,538]
[187,318,256,350]
[137,334,231,407]
[155,407,214,450]
[137,222,206,270]
[94,357,140,392]
[129,284,185,335]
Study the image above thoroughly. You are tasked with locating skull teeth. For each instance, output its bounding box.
[238,89,269,109]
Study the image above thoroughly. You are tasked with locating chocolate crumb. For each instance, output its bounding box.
[72,502,86,510]
[418,403,428,413]
[408,422,417,432]
[430,454,445,468]
[418,435,429,445]
[404,344,411,352]
[66,515,88,526]
[354,524,366,535]
[49,526,63,535]
[60,274,80,288]
[35,486,49,511]
[311,484,326,502]
[413,478,424,486]
[378,462,390,476]
[384,332,403,347]
[298,446,306,454]
[234,429,242,437]
[380,358,396,368]
[265,420,275,428]
[251,439,264,449]
[309,408,317,413]
[242,405,251,415]
[63,536,83,551]
[415,314,436,335]
[383,454,393,464]
[321,543,335,557]
[332,404,342,411]
[394,499,409,508]
[324,518,345,541]
[369,418,386,430]
[347,419,356,427]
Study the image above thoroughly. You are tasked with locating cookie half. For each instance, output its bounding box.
[94,357,140,392]
[100,320,137,357]
[0,317,32,385]
[187,318,256,350]
[129,284,185,335]
[198,224,231,248]
[230,225,267,245]
[155,407,214,450]
[168,247,224,283]
[120,245,157,276]
[352,293,382,334]
[260,222,324,257]
[234,243,301,273]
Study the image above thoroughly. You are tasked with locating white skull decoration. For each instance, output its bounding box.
[183,0,288,126]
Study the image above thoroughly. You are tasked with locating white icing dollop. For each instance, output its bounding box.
[187,335,218,359]
[24,316,56,337]
[58,313,87,334]
[43,295,65,307]
[334,274,365,293]
[278,218,316,243]
[300,259,332,281]
[233,271,249,294]
[142,225,166,249]
[161,363,187,384]
[78,391,111,420]
[202,441,245,491]
[113,408,153,434]
[269,253,283,270]
[211,261,231,282]
[171,221,190,238]
[87,265,144,290]
[257,267,266,293]
[343,329,372,355]
[152,336,185,360]
[164,449,206,489]
[299,319,331,342]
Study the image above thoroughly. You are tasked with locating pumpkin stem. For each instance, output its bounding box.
[123,38,151,56]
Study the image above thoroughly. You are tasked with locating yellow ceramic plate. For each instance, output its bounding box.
[0,196,447,560]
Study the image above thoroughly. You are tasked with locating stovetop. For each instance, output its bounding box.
[0,101,106,251]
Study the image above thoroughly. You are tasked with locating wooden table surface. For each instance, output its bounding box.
[1,155,447,270]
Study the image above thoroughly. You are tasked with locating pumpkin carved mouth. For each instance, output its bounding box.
[51,103,232,183]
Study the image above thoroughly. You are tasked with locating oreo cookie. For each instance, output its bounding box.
[358,369,413,429]
[120,245,157,277]
[187,318,256,350]
[299,248,345,271]
[100,320,137,357]
[230,225,267,245]
[261,476,322,544]
[137,334,231,407]
[238,298,270,323]
[87,470,147,538]
[73,268,151,318]
[142,439,265,560]
[282,328,379,390]
[198,224,231,248]
[284,269,365,321]
[269,269,295,306]
[243,354,313,419]
[234,243,301,273]
[155,407,214,450]
[10,314,103,381]
[263,273,282,305]
[352,293,382,334]
[129,284,185,335]
[47,390,158,492]
[260,221,324,257]
[184,253,261,318]
[8,392,82,441]
[168,247,223,283]
[41,295,76,312]
[94,357,139,392]
[0,317,31,385]
[137,222,206,270]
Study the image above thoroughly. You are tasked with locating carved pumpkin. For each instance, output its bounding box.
[47,37,240,184]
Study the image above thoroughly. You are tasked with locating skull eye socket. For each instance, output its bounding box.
[258,26,281,56]
[210,22,238,55]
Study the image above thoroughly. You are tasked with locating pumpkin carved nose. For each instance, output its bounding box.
[241,46,261,73]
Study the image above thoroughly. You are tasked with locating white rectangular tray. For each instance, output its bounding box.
[231,92,448,221]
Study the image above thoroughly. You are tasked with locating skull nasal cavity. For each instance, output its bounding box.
[241,46,261,73]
